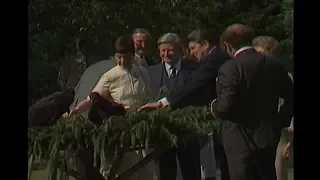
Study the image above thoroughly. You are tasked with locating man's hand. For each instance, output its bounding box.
[68,107,80,117]
[62,112,69,118]
[137,102,162,112]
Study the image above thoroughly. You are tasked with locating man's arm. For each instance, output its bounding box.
[278,67,293,128]
[70,78,81,108]
[212,63,238,119]
[70,73,113,116]
[166,54,226,109]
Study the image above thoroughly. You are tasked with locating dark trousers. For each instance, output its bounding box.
[159,141,201,180]
[225,148,276,180]
[213,134,230,180]
[75,145,104,180]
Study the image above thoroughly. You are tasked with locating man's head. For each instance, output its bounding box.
[132,28,151,56]
[187,29,218,61]
[114,36,135,68]
[220,24,255,57]
[252,36,281,57]
[157,33,183,65]
[278,127,294,161]
[76,38,91,57]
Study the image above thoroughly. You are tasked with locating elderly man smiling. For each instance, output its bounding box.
[147,33,201,180]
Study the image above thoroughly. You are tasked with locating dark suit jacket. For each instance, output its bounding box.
[167,48,230,109]
[212,49,293,152]
[148,61,197,101]
[148,61,201,180]
[145,56,158,66]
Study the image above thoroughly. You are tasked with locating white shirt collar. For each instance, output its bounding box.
[208,46,216,54]
[164,60,181,76]
[234,46,254,57]
[134,54,148,67]
[135,53,143,58]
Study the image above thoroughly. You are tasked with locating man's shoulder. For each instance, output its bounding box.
[181,60,199,71]
[145,56,159,66]
[87,58,116,68]
[134,65,148,74]
[205,48,230,64]
[90,60,110,67]
[264,54,282,64]
[219,59,236,71]
[148,63,162,71]
[236,51,280,66]
[101,66,123,79]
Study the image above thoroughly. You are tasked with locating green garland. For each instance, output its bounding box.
[28,106,220,180]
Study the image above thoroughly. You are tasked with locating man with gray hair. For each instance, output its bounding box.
[132,28,157,67]
[147,33,200,180]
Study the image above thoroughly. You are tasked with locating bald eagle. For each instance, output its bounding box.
[28,88,75,126]
[88,92,126,125]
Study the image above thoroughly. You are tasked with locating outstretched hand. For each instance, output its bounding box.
[137,102,162,112]
[68,107,80,117]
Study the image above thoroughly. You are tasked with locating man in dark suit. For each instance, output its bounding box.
[138,33,229,110]
[139,30,230,180]
[148,33,200,180]
[187,29,230,180]
[211,24,293,180]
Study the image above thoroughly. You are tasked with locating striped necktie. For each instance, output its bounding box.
[170,66,177,79]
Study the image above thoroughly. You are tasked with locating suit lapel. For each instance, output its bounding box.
[177,62,193,85]
[154,63,165,92]
[177,68,190,85]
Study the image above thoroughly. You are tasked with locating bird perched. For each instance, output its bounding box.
[88,92,126,125]
[28,88,75,127]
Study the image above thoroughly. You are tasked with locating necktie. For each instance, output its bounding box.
[170,66,177,79]
[139,56,148,67]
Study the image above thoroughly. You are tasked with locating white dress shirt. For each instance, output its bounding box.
[158,60,181,106]
[164,60,181,77]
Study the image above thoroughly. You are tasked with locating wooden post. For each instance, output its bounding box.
[28,154,34,180]
[107,151,125,180]
[115,143,169,180]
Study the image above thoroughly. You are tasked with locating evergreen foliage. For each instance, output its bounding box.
[28,106,220,179]
[28,0,293,106]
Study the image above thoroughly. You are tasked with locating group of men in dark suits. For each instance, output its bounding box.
[138,24,293,180]
[73,24,293,180]
[146,31,232,180]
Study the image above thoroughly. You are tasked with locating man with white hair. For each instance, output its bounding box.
[147,33,200,180]
[132,28,158,67]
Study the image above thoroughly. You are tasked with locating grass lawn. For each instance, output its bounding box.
[30,168,294,180]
